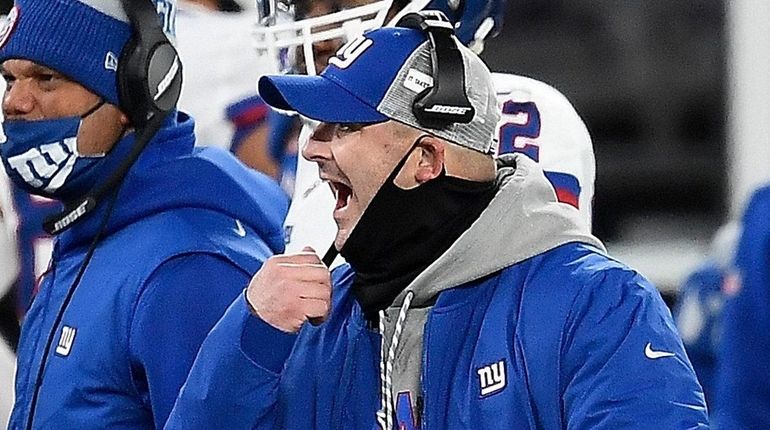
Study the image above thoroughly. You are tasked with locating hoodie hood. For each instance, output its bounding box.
[57,112,287,254]
[375,153,604,428]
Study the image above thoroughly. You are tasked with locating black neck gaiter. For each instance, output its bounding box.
[340,137,495,321]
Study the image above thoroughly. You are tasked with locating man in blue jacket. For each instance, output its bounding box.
[169,15,708,429]
[715,184,770,428]
[0,0,287,428]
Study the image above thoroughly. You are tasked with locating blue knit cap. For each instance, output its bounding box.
[0,0,175,107]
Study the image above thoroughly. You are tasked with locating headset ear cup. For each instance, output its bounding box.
[117,0,182,130]
[117,38,182,129]
[398,11,475,128]
[395,12,424,29]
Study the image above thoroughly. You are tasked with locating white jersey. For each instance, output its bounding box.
[491,73,595,227]
[283,73,596,263]
[175,3,268,149]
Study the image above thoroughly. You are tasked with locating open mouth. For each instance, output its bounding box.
[330,181,352,211]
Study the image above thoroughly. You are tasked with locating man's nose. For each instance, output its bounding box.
[302,136,333,163]
[3,81,36,118]
[302,123,335,162]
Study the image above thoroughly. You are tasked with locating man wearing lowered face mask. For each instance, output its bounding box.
[169,13,707,429]
[0,0,287,428]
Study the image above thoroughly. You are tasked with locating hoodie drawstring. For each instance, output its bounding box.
[376,290,415,430]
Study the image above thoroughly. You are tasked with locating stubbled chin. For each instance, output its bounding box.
[334,230,348,252]
[334,203,364,251]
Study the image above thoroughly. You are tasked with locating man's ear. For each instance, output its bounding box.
[415,136,445,184]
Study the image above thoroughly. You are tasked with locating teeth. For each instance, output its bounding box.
[329,181,352,210]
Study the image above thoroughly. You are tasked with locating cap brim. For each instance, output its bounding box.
[258,74,388,123]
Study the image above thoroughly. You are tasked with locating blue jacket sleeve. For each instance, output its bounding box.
[164,292,298,430]
[716,187,770,428]
[561,269,709,429]
[129,253,251,429]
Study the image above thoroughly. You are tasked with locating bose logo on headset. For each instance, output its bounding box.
[154,56,180,101]
[423,105,473,115]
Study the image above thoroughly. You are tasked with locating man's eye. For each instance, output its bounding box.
[337,123,365,134]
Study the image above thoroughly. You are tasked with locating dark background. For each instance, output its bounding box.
[482,0,726,243]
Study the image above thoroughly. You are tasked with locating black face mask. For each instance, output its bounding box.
[340,136,495,320]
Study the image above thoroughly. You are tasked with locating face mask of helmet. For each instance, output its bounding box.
[254,0,393,76]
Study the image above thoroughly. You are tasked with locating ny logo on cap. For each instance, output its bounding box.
[328,35,373,70]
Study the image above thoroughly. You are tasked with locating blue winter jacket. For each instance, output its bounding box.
[168,155,708,429]
[716,185,770,428]
[9,113,288,429]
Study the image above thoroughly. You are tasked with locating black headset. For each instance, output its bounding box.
[396,10,475,129]
[118,0,182,129]
[43,0,182,235]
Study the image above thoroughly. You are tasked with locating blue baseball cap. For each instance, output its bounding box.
[258,26,500,154]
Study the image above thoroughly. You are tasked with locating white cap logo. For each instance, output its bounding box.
[328,36,373,70]
[104,52,119,72]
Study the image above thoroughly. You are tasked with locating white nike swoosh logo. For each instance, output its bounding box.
[233,219,246,238]
[645,342,676,359]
